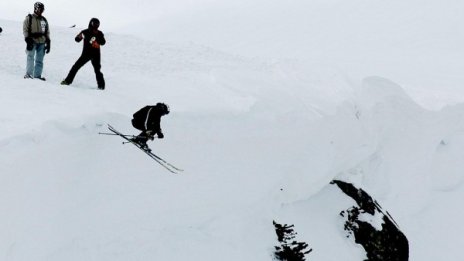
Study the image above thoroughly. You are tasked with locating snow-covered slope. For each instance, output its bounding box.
[1,0,464,260]
[127,0,464,111]
[0,19,354,260]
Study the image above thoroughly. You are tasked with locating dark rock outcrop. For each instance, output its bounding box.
[331,180,409,261]
[273,221,313,261]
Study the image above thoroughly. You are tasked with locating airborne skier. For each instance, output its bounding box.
[101,103,180,173]
[130,103,170,151]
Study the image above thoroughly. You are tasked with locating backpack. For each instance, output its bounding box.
[131,106,151,131]
[28,14,48,36]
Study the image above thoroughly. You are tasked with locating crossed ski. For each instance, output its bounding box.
[102,124,184,174]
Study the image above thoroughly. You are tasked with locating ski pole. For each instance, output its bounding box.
[98,132,137,138]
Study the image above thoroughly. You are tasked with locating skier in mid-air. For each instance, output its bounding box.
[104,103,181,173]
[130,103,170,151]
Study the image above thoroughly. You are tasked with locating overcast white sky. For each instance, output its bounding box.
[0,0,220,31]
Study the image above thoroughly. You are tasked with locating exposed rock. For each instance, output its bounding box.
[273,221,313,261]
[331,180,409,261]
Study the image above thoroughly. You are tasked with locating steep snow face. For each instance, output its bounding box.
[0,19,357,261]
[273,76,464,260]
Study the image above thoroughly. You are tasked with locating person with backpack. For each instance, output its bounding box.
[23,2,50,80]
[130,103,170,151]
[60,18,106,90]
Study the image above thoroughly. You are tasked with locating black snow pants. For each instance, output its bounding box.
[64,53,105,88]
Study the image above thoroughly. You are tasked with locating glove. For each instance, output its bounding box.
[25,37,33,51]
[45,39,51,54]
[157,132,164,139]
[145,130,155,140]
[75,32,83,42]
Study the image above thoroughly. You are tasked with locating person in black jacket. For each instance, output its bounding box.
[61,18,106,89]
[131,103,170,150]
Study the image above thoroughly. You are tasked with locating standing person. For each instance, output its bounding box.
[61,18,106,90]
[23,2,50,80]
[130,103,170,151]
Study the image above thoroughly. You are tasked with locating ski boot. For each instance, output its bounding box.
[139,143,151,152]
[130,136,151,152]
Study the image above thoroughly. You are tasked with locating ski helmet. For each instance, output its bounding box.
[89,18,100,29]
[156,103,170,115]
[34,2,45,12]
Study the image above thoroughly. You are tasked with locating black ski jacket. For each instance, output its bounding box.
[132,106,164,135]
[75,29,105,56]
